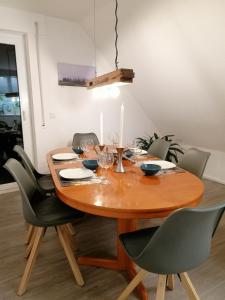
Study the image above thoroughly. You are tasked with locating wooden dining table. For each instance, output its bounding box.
[47,147,204,300]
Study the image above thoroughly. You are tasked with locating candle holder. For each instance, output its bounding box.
[99,144,105,152]
[115,147,125,173]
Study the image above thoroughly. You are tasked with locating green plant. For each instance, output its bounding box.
[136,133,184,163]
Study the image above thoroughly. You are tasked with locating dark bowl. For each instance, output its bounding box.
[72,147,84,155]
[82,159,99,171]
[140,163,161,176]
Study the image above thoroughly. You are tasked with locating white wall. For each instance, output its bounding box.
[205,150,225,185]
[0,6,157,173]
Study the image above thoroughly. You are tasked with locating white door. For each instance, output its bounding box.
[0,31,34,189]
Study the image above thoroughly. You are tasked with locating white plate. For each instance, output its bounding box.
[143,160,176,170]
[139,149,148,155]
[52,153,78,161]
[59,168,94,180]
[129,148,148,155]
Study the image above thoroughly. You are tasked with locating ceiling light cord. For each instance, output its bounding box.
[115,0,119,69]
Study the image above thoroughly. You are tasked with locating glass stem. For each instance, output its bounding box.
[105,168,108,181]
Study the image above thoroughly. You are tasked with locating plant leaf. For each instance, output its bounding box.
[154,133,159,139]
[168,152,178,163]
[169,147,184,154]
[164,134,175,137]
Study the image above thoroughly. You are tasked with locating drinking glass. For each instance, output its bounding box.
[110,133,119,151]
[81,139,94,152]
[130,147,142,165]
[80,141,88,152]
[97,152,114,184]
[87,139,94,151]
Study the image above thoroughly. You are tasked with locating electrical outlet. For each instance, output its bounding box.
[49,113,56,119]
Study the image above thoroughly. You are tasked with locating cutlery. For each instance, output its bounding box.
[122,154,136,163]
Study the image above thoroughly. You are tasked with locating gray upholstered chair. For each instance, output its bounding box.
[4,158,85,296]
[13,145,54,193]
[117,203,225,300]
[179,148,210,178]
[14,145,76,244]
[148,139,170,160]
[72,132,99,147]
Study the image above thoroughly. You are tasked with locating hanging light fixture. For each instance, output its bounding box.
[86,0,135,90]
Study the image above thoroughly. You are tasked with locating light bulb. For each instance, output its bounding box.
[92,85,120,99]
[92,88,100,99]
[109,86,120,98]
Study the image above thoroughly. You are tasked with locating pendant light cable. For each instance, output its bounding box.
[86,0,134,89]
[115,0,119,69]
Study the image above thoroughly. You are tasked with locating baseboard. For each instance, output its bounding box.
[204,175,225,185]
[0,182,18,194]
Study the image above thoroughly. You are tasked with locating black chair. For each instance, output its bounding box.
[72,132,99,148]
[4,158,85,296]
[117,203,225,300]
[179,148,210,178]
[148,139,170,160]
[13,145,55,194]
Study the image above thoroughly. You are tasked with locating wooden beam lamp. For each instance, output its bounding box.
[86,68,134,89]
[86,0,135,90]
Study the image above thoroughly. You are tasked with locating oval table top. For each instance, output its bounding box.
[47,147,204,219]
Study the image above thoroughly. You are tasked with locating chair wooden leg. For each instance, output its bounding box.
[156,275,167,300]
[17,227,44,296]
[64,224,76,252]
[66,223,76,236]
[57,225,84,286]
[180,273,200,300]
[25,227,38,258]
[26,225,34,245]
[116,269,148,300]
[167,274,175,290]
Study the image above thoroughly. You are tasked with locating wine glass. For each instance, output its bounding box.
[126,142,142,165]
[131,147,142,164]
[87,139,94,151]
[80,141,88,152]
[110,133,119,152]
[81,139,93,152]
[97,152,114,184]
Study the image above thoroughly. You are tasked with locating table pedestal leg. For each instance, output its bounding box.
[78,218,148,300]
[117,219,148,300]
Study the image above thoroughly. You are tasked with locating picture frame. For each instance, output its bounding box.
[57,63,96,87]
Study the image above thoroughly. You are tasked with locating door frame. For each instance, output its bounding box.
[0,31,34,191]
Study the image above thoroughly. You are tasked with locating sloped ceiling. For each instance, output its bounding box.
[81,0,225,152]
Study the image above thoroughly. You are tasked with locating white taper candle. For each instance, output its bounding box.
[100,112,103,145]
[119,104,124,147]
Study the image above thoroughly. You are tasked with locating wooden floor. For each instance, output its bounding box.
[1,179,225,300]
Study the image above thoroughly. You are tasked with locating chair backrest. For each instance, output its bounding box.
[13,145,36,180]
[72,132,99,147]
[148,139,170,160]
[4,158,41,225]
[135,203,225,274]
[179,147,210,178]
